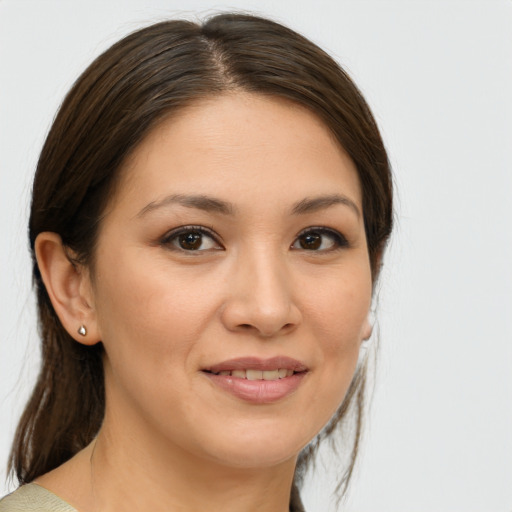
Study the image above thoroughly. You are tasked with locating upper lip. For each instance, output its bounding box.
[203,356,308,374]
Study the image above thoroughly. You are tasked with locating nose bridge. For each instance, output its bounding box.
[247,245,289,308]
[222,242,301,337]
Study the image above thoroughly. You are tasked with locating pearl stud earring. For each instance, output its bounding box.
[77,325,87,336]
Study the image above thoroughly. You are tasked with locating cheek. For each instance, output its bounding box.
[304,269,372,344]
[93,251,220,378]
[302,266,372,400]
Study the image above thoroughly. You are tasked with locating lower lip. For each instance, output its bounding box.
[203,372,307,404]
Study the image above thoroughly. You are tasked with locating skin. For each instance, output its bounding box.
[35,93,373,512]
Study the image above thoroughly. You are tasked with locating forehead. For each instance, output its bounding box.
[112,92,362,215]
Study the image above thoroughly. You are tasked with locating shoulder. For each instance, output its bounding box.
[0,483,76,512]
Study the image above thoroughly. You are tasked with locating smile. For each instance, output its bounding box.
[208,369,295,380]
[202,356,309,404]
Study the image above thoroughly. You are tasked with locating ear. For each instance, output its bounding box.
[35,232,101,345]
[363,246,385,341]
[361,316,373,341]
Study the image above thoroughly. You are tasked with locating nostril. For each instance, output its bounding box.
[236,322,296,336]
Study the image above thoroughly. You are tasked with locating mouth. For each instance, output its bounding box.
[202,356,308,377]
[201,356,309,404]
[204,368,297,380]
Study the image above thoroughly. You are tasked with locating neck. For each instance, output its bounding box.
[84,413,297,512]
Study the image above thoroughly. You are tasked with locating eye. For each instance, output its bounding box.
[291,227,348,251]
[161,226,222,252]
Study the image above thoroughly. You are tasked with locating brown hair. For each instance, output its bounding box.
[10,12,393,500]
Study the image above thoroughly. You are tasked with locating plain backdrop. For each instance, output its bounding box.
[1,1,511,511]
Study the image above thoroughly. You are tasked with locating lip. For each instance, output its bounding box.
[202,356,309,404]
[203,356,308,374]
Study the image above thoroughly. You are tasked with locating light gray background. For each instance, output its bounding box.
[1,1,511,511]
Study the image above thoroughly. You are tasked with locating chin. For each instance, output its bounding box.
[208,443,300,470]
[192,420,315,470]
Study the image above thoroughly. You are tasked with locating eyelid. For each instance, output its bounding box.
[160,225,224,251]
[292,226,349,251]
[160,224,348,253]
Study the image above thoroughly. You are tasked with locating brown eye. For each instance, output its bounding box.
[292,228,348,251]
[299,232,322,250]
[162,226,221,252]
[178,232,203,250]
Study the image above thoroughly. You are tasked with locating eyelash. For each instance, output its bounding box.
[160,225,221,253]
[292,227,349,252]
[160,225,349,253]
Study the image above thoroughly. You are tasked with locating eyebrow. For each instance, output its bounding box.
[291,194,361,218]
[137,194,235,217]
[137,193,360,219]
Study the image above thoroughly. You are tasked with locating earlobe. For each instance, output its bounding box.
[361,316,373,342]
[35,232,100,345]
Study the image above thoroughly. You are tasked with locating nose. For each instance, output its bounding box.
[220,249,302,338]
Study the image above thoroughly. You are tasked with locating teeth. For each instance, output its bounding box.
[214,368,296,379]
[246,369,263,380]
[262,370,279,381]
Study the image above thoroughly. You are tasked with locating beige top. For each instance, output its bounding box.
[0,483,76,512]
[0,482,305,512]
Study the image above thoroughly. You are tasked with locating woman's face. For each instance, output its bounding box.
[88,93,372,469]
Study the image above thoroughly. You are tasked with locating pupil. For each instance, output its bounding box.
[179,232,202,250]
[301,233,321,250]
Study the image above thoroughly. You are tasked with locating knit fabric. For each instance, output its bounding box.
[0,483,76,512]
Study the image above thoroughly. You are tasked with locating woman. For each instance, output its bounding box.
[0,12,392,512]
